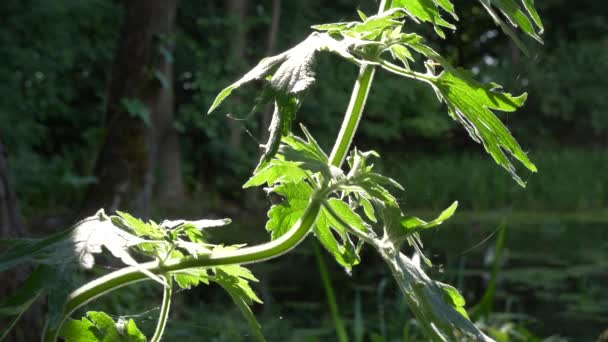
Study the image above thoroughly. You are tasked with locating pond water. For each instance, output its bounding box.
[422,214,608,340]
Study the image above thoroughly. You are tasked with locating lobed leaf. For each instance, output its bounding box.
[173,268,209,290]
[480,0,544,54]
[429,68,536,186]
[400,201,458,231]
[391,0,457,38]
[59,311,146,342]
[266,182,313,240]
[243,159,309,188]
[218,284,265,342]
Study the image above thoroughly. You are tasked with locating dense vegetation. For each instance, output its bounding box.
[0,0,606,341]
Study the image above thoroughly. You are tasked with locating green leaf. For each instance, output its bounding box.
[314,209,360,271]
[391,0,456,38]
[59,311,146,342]
[484,0,543,42]
[389,44,414,69]
[400,201,458,231]
[324,199,368,232]
[115,211,165,240]
[279,126,331,180]
[218,283,265,342]
[0,236,67,273]
[213,263,262,306]
[173,268,209,290]
[266,182,313,239]
[430,68,536,186]
[257,94,300,170]
[313,9,407,41]
[315,199,370,270]
[208,33,358,115]
[243,159,309,188]
[438,283,470,320]
[358,196,377,223]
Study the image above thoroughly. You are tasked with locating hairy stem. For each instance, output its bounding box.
[151,276,172,342]
[328,0,392,167]
[44,2,394,341]
[328,65,376,167]
[43,199,322,341]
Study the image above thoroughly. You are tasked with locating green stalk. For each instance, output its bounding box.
[43,199,322,341]
[328,0,392,167]
[312,241,348,342]
[328,65,376,167]
[151,275,172,342]
[44,2,393,341]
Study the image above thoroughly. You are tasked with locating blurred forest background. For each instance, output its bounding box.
[1,0,607,341]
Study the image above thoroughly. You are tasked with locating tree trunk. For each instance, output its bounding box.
[153,3,184,204]
[81,0,179,218]
[227,0,248,148]
[260,0,282,143]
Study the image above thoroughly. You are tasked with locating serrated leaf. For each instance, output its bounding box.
[391,0,456,38]
[279,127,331,180]
[400,201,458,231]
[0,226,74,272]
[115,211,165,240]
[314,198,370,270]
[214,266,262,305]
[257,94,300,170]
[314,208,360,271]
[325,199,368,232]
[484,0,543,42]
[313,9,406,41]
[218,283,265,342]
[384,253,490,340]
[208,33,359,115]
[389,44,414,69]
[430,68,536,186]
[173,268,209,289]
[358,196,377,223]
[438,283,470,320]
[59,311,146,342]
[243,159,309,188]
[266,182,313,239]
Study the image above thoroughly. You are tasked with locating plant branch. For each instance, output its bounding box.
[379,60,435,83]
[151,275,172,342]
[328,0,392,167]
[43,2,395,341]
[43,199,322,341]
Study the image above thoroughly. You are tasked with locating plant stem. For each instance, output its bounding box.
[44,2,394,341]
[43,199,322,342]
[313,241,348,342]
[328,65,376,167]
[328,0,392,167]
[151,275,172,342]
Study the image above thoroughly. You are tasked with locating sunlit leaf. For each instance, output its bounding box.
[438,282,470,320]
[59,311,146,342]
[243,159,309,188]
[430,68,536,186]
[400,201,458,231]
[391,0,456,38]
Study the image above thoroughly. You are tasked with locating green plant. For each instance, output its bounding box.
[0,0,543,340]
